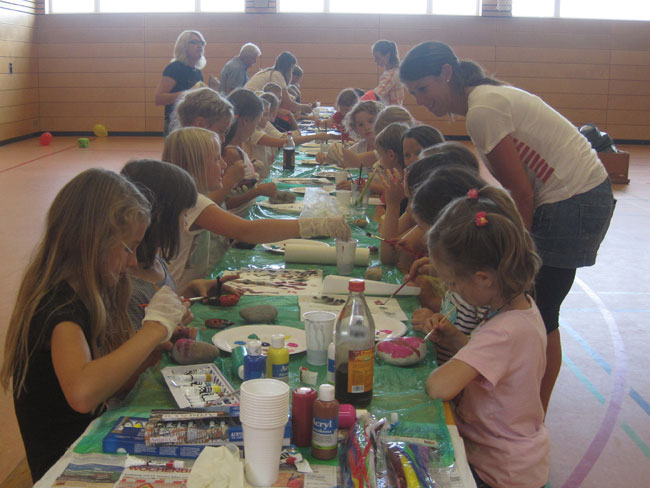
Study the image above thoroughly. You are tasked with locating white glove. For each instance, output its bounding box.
[299,217,351,241]
[142,286,186,342]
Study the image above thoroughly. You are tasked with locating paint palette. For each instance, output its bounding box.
[211,325,307,355]
[373,315,408,341]
[257,200,304,214]
[161,363,239,411]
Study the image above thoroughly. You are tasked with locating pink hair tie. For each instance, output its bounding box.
[467,188,479,200]
[475,211,488,227]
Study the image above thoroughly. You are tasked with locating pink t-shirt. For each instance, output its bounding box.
[453,301,549,488]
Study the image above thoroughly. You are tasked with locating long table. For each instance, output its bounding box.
[35,149,476,488]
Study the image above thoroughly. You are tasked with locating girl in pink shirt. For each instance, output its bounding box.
[424,186,549,488]
[371,40,404,105]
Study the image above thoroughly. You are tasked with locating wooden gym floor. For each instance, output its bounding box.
[0,136,648,488]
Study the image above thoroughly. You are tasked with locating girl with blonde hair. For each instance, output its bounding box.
[1,169,186,481]
[162,127,350,288]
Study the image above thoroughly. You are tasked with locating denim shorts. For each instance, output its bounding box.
[531,178,616,269]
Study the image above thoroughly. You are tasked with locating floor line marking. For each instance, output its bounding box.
[561,320,612,375]
[0,142,80,174]
[629,388,650,418]
[562,278,627,488]
[562,354,606,404]
[620,422,650,460]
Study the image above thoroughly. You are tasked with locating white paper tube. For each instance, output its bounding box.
[284,244,369,266]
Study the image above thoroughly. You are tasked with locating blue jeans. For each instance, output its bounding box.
[531,178,615,269]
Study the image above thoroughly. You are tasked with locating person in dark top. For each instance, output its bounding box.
[1,169,187,482]
[155,30,207,135]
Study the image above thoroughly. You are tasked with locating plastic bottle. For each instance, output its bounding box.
[292,387,317,447]
[231,345,247,380]
[311,384,339,460]
[327,342,336,385]
[334,279,375,408]
[266,334,289,382]
[243,340,266,380]
[283,132,296,171]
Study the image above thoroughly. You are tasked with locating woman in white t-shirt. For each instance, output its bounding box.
[399,41,615,414]
[244,51,312,114]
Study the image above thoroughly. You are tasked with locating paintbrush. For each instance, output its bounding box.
[365,232,425,258]
[424,305,457,342]
[138,296,211,308]
[380,278,412,306]
[355,166,378,205]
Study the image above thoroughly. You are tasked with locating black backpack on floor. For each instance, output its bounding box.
[579,123,617,153]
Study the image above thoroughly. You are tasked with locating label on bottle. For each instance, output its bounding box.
[347,348,374,393]
[327,357,335,385]
[312,415,339,450]
[272,363,289,382]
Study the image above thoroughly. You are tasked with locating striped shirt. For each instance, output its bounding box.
[374,68,404,106]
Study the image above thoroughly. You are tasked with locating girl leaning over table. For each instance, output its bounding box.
[1,169,187,482]
[424,186,549,488]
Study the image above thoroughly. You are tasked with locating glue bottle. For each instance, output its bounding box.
[311,384,339,460]
[231,345,247,380]
[244,340,266,380]
[266,334,289,383]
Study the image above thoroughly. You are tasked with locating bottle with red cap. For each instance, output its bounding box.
[334,279,375,408]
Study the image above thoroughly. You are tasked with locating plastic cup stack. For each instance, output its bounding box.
[239,379,290,486]
[336,238,358,275]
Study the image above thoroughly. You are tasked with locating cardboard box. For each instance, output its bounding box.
[599,151,630,184]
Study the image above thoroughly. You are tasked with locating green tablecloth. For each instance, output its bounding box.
[74,150,454,468]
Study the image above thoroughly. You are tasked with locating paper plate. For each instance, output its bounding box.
[257,200,304,214]
[274,177,330,185]
[290,185,335,194]
[261,239,330,254]
[297,157,321,164]
[211,325,306,355]
[373,315,408,341]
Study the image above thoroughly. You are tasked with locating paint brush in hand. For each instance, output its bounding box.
[424,305,457,342]
[380,277,412,306]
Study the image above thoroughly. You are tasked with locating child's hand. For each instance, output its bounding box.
[412,307,434,332]
[220,274,244,296]
[381,168,405,207]
[315,151,328,163]
[256,182,277,198]
[336,180,352,190]
[222,161,246,189]
[315,132,329,141]
[409,257,432,281]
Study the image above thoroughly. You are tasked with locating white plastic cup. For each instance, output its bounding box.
[240,378,290,400]
[336,189,351,208]
[303,311,337,366]
[242,423,286,486]
[239,379,290,426]
[336,238,358,275]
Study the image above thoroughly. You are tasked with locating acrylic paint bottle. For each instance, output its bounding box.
[266,334,289,383]
[244,340,266,380]
[292,387,317,447]
[231,345,247,380]
[311,384,339,460]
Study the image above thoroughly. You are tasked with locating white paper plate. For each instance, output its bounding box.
[257,200,304,214]
[373,315,408,341]
[290,185,335,194]
[211,325,306,355]
[274,177,331,185]
[261,239,330,254]
[298,157,321,164]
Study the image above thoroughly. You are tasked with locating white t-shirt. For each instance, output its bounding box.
[167,194,216,289]
[466,85,607,208]
[244,69,288,93]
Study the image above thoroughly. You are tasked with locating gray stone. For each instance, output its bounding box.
[269,191,296,204]
[239,304,278,323]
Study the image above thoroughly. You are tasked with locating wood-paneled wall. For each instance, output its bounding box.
[0,4,39,142]
[32,13,650,140]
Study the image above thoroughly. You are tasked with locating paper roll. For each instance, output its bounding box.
[321,275,420,296]
[285,244,369,266]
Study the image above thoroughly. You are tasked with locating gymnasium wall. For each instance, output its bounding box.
[32,13,650,141]
[0,1,40,142]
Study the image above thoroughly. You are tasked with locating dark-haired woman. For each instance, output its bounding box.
[244,51,311,113]
[400,40,615,414]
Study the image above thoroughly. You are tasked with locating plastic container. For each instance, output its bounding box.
[311,384,339,460]
[283,133,295,171]
[334,279,375,408]
[266,334,289,383]
[291,387,317,447]
[231,345,247,380]
[327,342,335,385]
[244,340,266,380]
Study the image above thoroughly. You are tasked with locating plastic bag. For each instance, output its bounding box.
[300,187,341,218]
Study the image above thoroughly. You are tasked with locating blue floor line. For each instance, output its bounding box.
[562,354,606,405]
[620,422,650,460]
[560,320,612,375]
[629,388,650,418]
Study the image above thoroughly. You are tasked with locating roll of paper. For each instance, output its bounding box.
[285,244,369,266]
[321,275,420,296]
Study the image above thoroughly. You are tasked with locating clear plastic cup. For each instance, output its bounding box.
[303,311,337,365]
[336,189,351,208]
[336,238,358,275]
[242,423,286,486]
